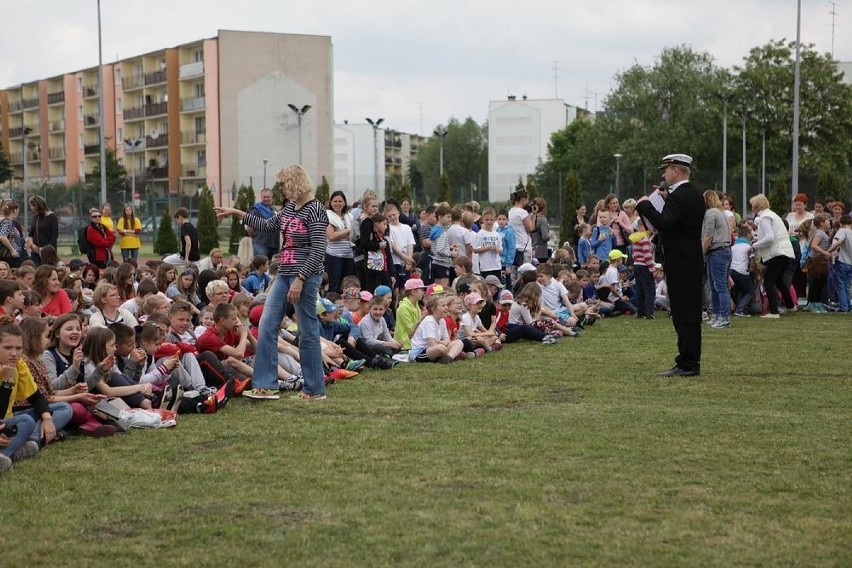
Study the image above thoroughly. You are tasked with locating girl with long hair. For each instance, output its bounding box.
[117,204,142,261]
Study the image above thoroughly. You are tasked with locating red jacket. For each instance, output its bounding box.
[86,223,116,264]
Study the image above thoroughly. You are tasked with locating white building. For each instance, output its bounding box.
[488,96,589,202]
[333,122,386,203]
[839,61,852,85]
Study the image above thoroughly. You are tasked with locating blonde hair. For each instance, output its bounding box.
[276,164,314,201]
[703,190,723,210]
[92,282,118,308]
[750,194,770,211]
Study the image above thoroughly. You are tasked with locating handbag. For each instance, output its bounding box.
[367,250,385,271]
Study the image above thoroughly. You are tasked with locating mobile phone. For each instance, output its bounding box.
[0,422,18,437]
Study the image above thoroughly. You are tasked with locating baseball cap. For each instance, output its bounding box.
[498,290,514,304]
[608,249,628,262]
[617,264,628,273]
[315,298,340,315]
[518,263,536,273]
[403,278,426,291]
[374,285,393,297]
[464,292,484,305]
[426,284,445,296]
[359,290,373,302]
[342,288,360,300]
[483,275,503,288]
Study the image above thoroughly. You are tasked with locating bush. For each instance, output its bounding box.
[230,184,255,254]
[197,186,220,252]
[154,208,178,255]
[560,170,582,245]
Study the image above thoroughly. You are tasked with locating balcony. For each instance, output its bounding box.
[144,69,167,85]
[26,150,40,162]
[180,96,205,112]
[124,106,145,120]
[47,92,65,105]
[83,86,98,99]
[181,165,206,178]
[22,98,39,109]
[49,119,66,132]
[8,127,24,138]
[147,166,169,179]
[146,132,169,148]
[8,101,22,113]
[180,130,206,145]
[144,101,168,117]
[9,153,22,164]
[122,75,144,90]
[179,61,204,79]
[49,147,66,160]
[84,114,99,127]
[84,143,101,155]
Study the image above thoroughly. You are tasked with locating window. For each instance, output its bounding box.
[79,134,84,149]
[193,49,203,62]
[116,99,123,113]
[77,77,82,93]
[193,83,204,98]
[116,128,123,143]
[77,106,83,121]
[115,68,122,85]
[79,161,84,176]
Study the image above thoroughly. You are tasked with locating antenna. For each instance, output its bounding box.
[583,84,591,110]
[829,1,840,59]
[552,60,560,99]
[419,101,424,136]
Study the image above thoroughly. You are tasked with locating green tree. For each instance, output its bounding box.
[393,180,413,204]
[197,186,220,252]
[515,176,525,192]
[154,208,178,255]
[89,147,129,199]
[316,176,330,205]
[816,165,849,202]
[769,170,789,215]
[437,172,451,204]
[230,184,255,253]
[526,175,538,200]
[560,170,582,245]
[412,117,488,203]
[0,143,12,184]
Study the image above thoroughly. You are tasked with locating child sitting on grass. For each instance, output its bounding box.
[394,278,425,351]
[506,283,560,344]
[459,293,501,352]
[408,296,464,364]
[357,297,403,361]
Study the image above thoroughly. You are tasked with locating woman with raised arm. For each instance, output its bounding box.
[216,164,328,400]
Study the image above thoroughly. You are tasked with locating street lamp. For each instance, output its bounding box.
[366,117,384,192]
[287,104,311,164]
[97,0,107,205]
[22,127,33,228]
[714,92,735,194]
[741,108,753,215]
[433,126,448,176]
[613,153,623,198]
[791,0,802,198]
[262,159,268,189]
[124,138,142,206]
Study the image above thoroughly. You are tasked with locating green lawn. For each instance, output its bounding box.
[3,313,851,566]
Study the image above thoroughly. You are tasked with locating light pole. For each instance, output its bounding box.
[433,126,448,176]
[262,159,268,189]
[760,124,767,195]
[124,138,142,207]
[287,104,311,164]
[741,108,753,215]
[791,0,802,198]
[613,153,622,198]
[97,0,107,205]
[714,92,735,194]
[366,117,384,192]
[22,127,33,228]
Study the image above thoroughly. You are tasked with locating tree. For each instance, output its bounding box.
[437,172,451,204]
[0,143,12,185]
[515,176,525,193]
[197,186,220,252]
[316,176,330,205]
[816,166,849,202]
[154,208,178,255]
[230,184,255,253]
[560,170,582,245]
[526,175,538,200]
[89,147,129,199]
[769,170,789,215]
[411,117,488,203]
[394,181,413,204]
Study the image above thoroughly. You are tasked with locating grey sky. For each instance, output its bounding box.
[2,0,847,135]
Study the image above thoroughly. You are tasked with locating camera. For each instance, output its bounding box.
[523,202,537,214]
[0,422,17,437]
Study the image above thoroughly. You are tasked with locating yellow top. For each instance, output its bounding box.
[101,216,114,232]
[117,217,142,249]
[3,358,37,419]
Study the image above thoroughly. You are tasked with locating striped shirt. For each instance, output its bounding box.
[243,199,328,280]
[631,234,655,268]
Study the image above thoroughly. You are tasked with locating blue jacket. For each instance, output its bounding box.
[243,270,270,295]
[590,225,614,261]
[497,225,516,268]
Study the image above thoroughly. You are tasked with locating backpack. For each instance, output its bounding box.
[78,226,92,255]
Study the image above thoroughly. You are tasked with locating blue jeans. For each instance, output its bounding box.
[16,402,73,444]
[835,261,852,312]
[1,414,36,458]
[730,270,754,314]
[706,247,732,318]
[253,243,279,259]
[325,253,354,294]
[256,274,324,395]
[121,248,139,261]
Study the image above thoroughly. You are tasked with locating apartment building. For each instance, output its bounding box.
[488,96,590,202]
[0,30,333,207]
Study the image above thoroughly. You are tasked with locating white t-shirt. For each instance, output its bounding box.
[458,312,482,341]
[446,224,473,258]
[599,266,621,301]
[387,222,416,265]
[730,242,751,275]
[508,207,530,252]
[539,279,569,311]
[833,227,852,265]
[474,229,503,273]
[410,316,448,351]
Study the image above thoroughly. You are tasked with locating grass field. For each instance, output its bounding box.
[3,313,851,567]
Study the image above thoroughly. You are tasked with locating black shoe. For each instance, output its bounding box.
[657,366,700,377]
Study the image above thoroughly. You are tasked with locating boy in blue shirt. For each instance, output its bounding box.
[242,255,270,296]
[590,211,614,262]
[496,210,516,286]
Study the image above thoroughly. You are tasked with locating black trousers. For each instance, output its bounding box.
[666,267,702,372]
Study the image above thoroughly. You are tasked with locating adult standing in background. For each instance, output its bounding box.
[636,154,705,377]
[508,189,535,268]
[173,208,200,265]
[570,203,588,250]
[85,208,116,268]
[325,190,354,294]
[216,164,328,401]
[701,191,732,329]
[245,188,279,258]
[785,193,813,236]
[605,194,634,255]
[0,201,26,268]
[26,196,58,266]
[749,194,796,318]
[116,204,142,261]
[530,197,551,264]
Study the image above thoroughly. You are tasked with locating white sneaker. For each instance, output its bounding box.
[759,313,780,319]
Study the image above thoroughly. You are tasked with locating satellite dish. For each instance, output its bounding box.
[149,129,159,140]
